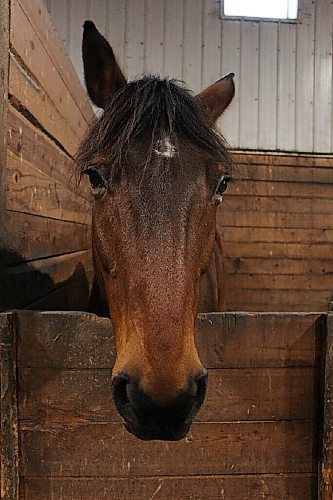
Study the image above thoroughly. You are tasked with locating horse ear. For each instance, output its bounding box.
[82,21,127,109]
[196,73,235,124]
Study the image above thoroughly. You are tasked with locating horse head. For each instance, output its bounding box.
[77,21,234,440]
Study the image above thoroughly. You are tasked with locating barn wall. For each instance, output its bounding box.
[45,0,333,154]
[1,0,94,311]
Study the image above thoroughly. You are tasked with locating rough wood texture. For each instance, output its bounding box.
[220,152,333,312]
[0,313,19,499]
[0,311,326,498]
[20,474,316,500]
[0,0,9,247]
[320,313,333,498]
[2,0,93,311]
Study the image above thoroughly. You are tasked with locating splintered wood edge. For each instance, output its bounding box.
[320,313,333,499]
[0,312,19,500]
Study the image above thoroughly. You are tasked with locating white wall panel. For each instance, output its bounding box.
[239,21,259,149]
[46,0,333,154]
[258,22,278,150]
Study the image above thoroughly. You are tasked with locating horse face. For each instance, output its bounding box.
[78,21,234,441]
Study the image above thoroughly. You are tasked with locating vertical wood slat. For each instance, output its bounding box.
[68,0,88,85]
[0,313,19,500]
[0,0,9,248]
[320,313,333,499]
[106,0,126,70]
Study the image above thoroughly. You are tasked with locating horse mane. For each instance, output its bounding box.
[75,75,233,177]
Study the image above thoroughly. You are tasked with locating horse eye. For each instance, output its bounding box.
[83,167,107,190]
[213,175,231,205]
[216,175,230,195]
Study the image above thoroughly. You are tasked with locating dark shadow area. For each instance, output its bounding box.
[0,247,91,312]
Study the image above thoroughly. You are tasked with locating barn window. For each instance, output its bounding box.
[222,0,298,20]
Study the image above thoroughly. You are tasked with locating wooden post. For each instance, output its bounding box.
[0,0,9,247]
[0,313,19,499]
[320,313,333,499]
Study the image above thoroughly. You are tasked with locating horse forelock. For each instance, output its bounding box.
[75,75,233,179]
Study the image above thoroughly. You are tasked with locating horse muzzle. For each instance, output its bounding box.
[111,371,207,441]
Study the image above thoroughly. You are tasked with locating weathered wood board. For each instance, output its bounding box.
[1,0,94,312]
[1,311,332,499]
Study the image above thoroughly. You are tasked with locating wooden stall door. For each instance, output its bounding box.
[1,311,331,499]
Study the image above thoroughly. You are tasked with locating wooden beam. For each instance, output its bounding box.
[320,313,333,498]
[0,313,19,500]
[0,0,9,247]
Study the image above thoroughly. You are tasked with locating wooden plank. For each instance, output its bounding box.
[226,179,333,199]
[221,227,333,244]
[220,211,332,230]
[277,23,296,151]
[16,312,323,369]
[295,0,315,152]
[9,56,78,156]
[258,22,278,150]
[220,19,241,147]
[6,153,91,225]
[16,0,93,124]
[163,0,184,80]
[0,0,9,248]
[20,474,316,500]
[10,0,89,144]
[125,0,145,79]
[182,0,203,93]
[144,0,164,75]
[226,274,333,292]
[320,313,333,499]
[222,242,333,260]
[4,250,93,309]
[7,105,91,201]
[18,366,316,427]
[6,211,91,262]
[47,0,69,48]
[0,313,19,499]
[221,195,333,215]
[225,290,331,312]
[231,152,333,168]
[20,421,315,477]
[224,257,333,276]
[239,21,259,149]
[232,163,333,184]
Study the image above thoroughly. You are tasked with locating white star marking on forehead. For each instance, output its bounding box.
[154,137,176,158]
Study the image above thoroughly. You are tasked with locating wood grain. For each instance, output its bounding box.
[20,474,315,500]
[15,311,322,369]
[20,421,315,477]
[18,366,316,427]
[6,152,91,225]
[0,313,19,499]
[320,314,333,499]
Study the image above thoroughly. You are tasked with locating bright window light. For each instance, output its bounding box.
[224,0,298,20]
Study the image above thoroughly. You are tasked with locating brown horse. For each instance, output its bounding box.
[77,21,235,441]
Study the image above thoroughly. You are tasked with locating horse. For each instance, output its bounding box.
[76,21,235,441]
